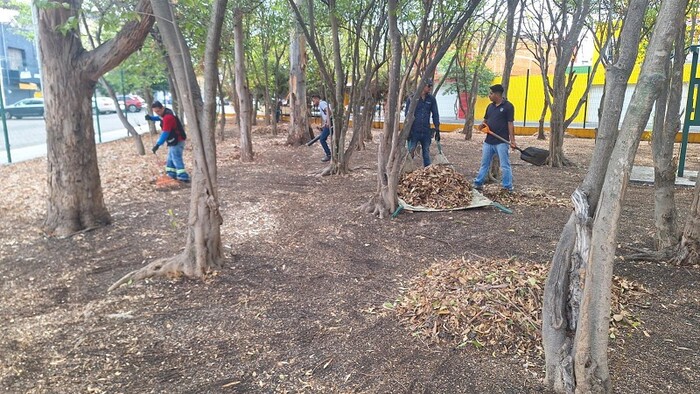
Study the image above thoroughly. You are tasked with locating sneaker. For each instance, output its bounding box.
[501,187,513,193]
[473,184,483,192]
[321,155,331,162]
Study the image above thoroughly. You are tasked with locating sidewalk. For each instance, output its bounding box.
[0,127,144,165]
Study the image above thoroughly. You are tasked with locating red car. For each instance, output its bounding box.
[118,94,143,112]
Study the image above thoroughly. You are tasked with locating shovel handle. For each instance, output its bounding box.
[477,126,520,151]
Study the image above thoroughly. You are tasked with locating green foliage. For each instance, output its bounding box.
[81,0,168,95]
[443,60,496,98]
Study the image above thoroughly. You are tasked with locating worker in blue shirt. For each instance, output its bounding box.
[405,79,440,167]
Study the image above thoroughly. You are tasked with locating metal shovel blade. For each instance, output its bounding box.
[519,147,549,166]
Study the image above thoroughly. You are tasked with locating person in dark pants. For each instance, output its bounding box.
[473,84,515,192]
[275,100,282,123]
[405,79,440,167]
[145,101,190,182]
[311,94,332,162]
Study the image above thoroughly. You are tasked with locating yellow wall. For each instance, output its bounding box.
[482,63,695,125]
[474,71,593,125]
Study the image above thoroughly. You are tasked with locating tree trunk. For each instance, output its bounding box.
[100,78,146,155]
[672,179,700,266]
[363,0,481,217]
[652,26,684,250]
[111,0,227,289]
[538,100,548,140]
[287,0,310,146]
[549,75,570,166]
[501,0,523,96]
[38,0,154,237]
[233,8,254,161]
[542,2,685,393]
[542,0,650,390]
[144,87,158,135]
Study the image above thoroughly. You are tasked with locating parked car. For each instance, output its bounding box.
[3,98,44,119]
[117,94,143,112]
[92,97,118,114]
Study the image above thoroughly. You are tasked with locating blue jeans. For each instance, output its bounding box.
[166,141,190,181]
[319,126,331,156]
[474,142,513,190]
[408,131,432,167]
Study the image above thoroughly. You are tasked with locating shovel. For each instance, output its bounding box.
[478,125,549,166]
[432,141,452,166]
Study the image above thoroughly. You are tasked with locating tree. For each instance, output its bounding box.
[233,7,254,162]
[541,0,686,390]
[363,0,482,217]
[110,0,228,288]
[522,0,593,167]
[286,0,311,146]
[37,0,154,237]
[500,0,524,96]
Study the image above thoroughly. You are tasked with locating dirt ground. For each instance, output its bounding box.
[0,125,699,393]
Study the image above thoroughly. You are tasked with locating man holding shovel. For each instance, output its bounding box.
[473,84,515,192]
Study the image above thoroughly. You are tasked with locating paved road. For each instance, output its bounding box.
[0,111,150,164]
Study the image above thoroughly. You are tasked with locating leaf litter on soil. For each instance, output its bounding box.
[385,258,648,358]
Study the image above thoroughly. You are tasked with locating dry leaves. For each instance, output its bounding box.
[387,258,647,357]
[479,184,571,207]
[398,165,473,209]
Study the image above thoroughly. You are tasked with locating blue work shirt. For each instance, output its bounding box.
[406,94,440,136]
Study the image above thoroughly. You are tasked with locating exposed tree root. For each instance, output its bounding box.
[625,246,675,263]
[108,254,202,292]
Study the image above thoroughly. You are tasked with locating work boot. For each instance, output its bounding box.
[321,155,331,162]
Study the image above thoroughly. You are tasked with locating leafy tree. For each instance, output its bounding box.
[37,0,154,237]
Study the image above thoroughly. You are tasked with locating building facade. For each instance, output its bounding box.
[0,21,41,106]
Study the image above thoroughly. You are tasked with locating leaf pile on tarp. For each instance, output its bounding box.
[386,258,647,357]
[398,165,473,209]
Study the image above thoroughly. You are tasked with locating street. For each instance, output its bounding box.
[0,111,148,149]
[0,111,154,163]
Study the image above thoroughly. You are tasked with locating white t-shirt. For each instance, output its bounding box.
[319,100,330,126]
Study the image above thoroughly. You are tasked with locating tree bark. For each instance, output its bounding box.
[287,0,310,146]
[672,178,700,266]
[501,0,523,96]
[111,0,227,289]
[38,0,154,237]
[233,8,254,162]
[542,0,650,390]
[651,26,684,250]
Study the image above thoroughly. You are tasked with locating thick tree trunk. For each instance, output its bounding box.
[542,0,651,391]
[287,0,310,146]
[652,27,684,250]
[672,179,700,266]
[233,9,254,161]
[111,0,226,289]
[38,0,153,237]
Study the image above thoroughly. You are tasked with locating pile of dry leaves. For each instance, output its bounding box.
[398,165,473,208]
[387,258,647,357]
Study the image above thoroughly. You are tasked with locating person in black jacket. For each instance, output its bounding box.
[405,79,440,167]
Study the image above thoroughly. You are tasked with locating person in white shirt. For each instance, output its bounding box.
[311,94,332,162]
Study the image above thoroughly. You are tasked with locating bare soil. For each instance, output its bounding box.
[0,127,699,393]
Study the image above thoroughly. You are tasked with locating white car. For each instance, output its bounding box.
[93,97,118,114]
